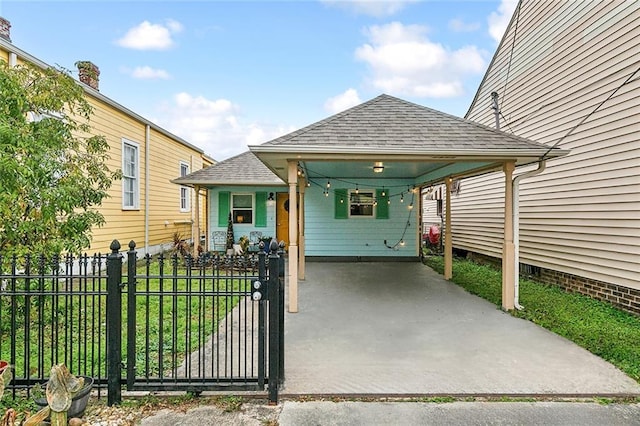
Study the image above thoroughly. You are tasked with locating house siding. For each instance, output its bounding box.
[304,179,420,258]
[208,186,284,249]
[456,1,640,310]
[1,41,208,255]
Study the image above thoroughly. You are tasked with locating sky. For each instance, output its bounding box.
[0,0,518,161]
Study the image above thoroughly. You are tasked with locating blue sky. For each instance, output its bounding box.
[0,0,517,160]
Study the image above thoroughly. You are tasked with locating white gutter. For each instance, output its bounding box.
[145,124,150,255]
[513,160,546,310]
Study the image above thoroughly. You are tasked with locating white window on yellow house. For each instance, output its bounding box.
[179,162,190,212]
[122,139,139,210]
[232,194,253,224]
[349,190,375,217]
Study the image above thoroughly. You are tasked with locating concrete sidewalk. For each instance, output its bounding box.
[282,262,640,395]
[277,401,640,426]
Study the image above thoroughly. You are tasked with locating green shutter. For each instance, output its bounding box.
[335,189,348,219]
[218,191,230,226]
[376,189,389,219]
[255,192,267,227]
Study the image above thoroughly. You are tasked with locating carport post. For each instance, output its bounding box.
[287,161,299,313]
[502,162,516,311]
[444,177,453,280]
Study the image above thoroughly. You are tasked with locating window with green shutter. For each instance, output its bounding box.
[334,189,348,219]
[255,192,267,227]
[376,188,389,219]
[218,191,230,226]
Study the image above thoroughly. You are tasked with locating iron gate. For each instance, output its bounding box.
[109,240,284,404]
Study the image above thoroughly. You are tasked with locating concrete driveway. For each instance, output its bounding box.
[282,262,640,396]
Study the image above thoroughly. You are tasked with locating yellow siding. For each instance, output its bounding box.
[460,1,640,290]
[1,42,208,255]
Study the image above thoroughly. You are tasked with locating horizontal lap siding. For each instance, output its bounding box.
[86,99,147,253]
[86,97,206,254]
[460,1,640,290]
[305,179,419,257]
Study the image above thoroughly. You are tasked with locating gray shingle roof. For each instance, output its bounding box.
[262,94,554,151]
[172,151,284,186]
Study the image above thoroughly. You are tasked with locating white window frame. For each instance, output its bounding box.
[231,193,255,224]
[179,161,190,212]
[121,139,140,210]
[349,189,375,218]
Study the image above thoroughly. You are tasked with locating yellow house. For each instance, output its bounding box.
[0,17,212,255]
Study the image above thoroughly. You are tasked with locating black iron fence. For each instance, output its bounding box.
[0,240,285,404]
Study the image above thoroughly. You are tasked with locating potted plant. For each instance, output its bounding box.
[32,365,94,424]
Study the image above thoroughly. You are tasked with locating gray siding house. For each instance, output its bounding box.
[452,0,640,315]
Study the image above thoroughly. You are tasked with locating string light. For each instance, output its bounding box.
[326,180,331,189]
[340,197,344,203]
[408,202,414,210]
[355,185,359,194]
[381,187,386,197]
[400,193,404,203]
[387,199,391,205]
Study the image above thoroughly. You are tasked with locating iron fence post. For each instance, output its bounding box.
[106,240,123,406]
[126,241,137,391]
[257,248,266,389]
[267,241,280,404]
[278,242,285,384]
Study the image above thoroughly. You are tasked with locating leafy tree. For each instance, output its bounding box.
[0,60,119,258]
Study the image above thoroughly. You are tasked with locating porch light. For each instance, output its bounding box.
[267,192,275,207]
[373,162,384,173]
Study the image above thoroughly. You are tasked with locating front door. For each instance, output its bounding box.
[276,193,289,248]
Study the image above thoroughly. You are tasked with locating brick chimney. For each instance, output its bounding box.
[76,61,100,91]
[0,17,11,42]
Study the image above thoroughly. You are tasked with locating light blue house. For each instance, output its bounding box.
[175,94,568,312]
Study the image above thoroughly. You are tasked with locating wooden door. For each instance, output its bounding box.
[276,193,289,248]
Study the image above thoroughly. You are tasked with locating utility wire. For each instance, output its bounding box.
[500,0,522,112]
[541,64,640,160]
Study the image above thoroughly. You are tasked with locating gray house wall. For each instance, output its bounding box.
[455,0,640,314]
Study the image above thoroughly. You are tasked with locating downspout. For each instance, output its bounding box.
[512,160,546,310]
[145,125,150,255]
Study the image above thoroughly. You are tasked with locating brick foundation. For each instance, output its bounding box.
[537,268,640,316]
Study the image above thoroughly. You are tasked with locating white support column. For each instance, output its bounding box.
[444,177,453,280]
[298,178,306,281]
[194,185,201,253]
[287,161,299,313]
[502,162,516,311]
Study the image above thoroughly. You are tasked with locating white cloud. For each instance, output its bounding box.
[116,20,183,50]
[156,93,293,160]
[449,18,481,33]
[321,0,418,17]
[355,22,486,98]
[324,89,362,114]
[131,66,171,80]
[488,0,519,43]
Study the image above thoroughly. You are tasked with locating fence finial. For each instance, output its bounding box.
[128,240,136,250]
[110,240,121,253]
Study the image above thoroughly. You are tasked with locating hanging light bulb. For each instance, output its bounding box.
[381,187,386,197]
[340,197,344,204]
[387,199,391,205]
[373,198,378,207]
[408,202,414,210]
[400,193,404,203]
[355,185,359,194]
[324,190,329,197]
[399,239,405,246]
[326,180,331,189]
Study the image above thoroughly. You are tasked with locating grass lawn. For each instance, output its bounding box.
[423,255,640,383]
[0,259,252,380]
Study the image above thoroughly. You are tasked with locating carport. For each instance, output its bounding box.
[250,94,569,313]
